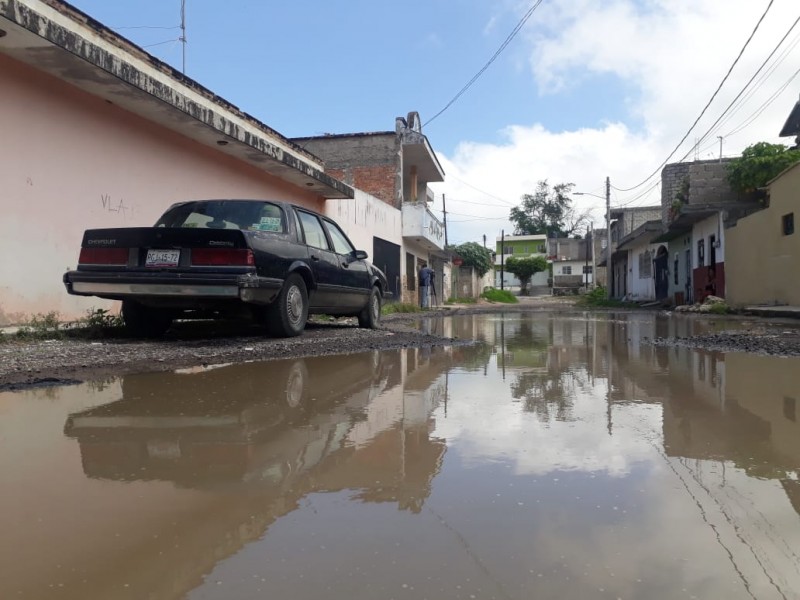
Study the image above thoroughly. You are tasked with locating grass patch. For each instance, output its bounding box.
[481,288,518,304]
[1,308,127,344]
[382,302,423,315]
[577,286,635,308]
[445,297,477,305]
[707,302,730,315]
[13,311,65,340]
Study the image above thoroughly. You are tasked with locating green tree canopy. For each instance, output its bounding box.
[509,180,591,238]
[450,242,493,277]
[504,255,548,295]
[727,142,800,193]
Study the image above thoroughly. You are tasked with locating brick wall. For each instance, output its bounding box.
[327,165,397,206]
[293,134,401,208]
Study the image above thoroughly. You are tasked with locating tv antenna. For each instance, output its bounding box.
[179,0,187,73]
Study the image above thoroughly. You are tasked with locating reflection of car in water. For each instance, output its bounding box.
[64,352,391,488]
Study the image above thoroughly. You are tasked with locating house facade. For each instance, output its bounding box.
[605,206,662,299]
[0,0,437,324]
[654,159,759,304]
[726,162,800,306]
[293,113,448,305]
[494,234,548,291]
[0,0,361,324]
[548,237,593,291]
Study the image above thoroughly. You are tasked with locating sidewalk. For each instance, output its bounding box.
[742,305,800,319]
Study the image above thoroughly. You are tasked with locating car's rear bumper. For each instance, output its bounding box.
[64,271,283,304]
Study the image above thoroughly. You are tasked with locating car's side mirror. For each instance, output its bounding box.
[353,250,368,260]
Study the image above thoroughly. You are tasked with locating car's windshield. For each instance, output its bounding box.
[156,201,285,232]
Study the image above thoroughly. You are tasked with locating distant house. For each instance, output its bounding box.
[653,159,760,304]
[548,237,593,292]
[614,220,665,302]
[602,206,662,300]
[293,113,447,305]
[494,234,548,291]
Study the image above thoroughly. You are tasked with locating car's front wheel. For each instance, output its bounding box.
[121,300,173,338]
[357,286,382,329]
[266,273,308,337]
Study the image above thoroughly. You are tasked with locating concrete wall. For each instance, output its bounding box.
[727,164,800,306]
[627,243,663,301]
[0,53,322,324]
[661,159,738,225]
[324,189,402,257]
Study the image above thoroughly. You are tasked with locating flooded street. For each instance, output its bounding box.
[2,312,800,600]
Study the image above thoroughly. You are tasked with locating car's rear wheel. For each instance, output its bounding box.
[357,286,382,329]
[121,300,173,338]
[266,273,308,337]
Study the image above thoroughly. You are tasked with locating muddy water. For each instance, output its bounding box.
[1,312,799,600]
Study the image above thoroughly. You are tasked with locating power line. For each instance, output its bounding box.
[613,0,776,193]
[425,0,544,127]
[448,174,518,206]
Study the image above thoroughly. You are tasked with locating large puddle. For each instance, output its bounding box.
[1,312,799,599]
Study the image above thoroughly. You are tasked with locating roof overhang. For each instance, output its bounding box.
[401,133,445,183]
[0,0,353,199]
[616,220,664,251]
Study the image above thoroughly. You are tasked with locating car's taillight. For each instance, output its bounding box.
[191,248,254,266]
[78,247,129,265]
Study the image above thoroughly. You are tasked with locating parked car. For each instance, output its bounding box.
[63,199,388,337]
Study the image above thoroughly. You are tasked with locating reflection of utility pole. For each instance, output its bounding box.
[607,318,613,436]
[500,317,506,380]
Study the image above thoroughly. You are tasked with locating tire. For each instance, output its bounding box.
[357,286,382,329]
[266,273,308,337]
[121,300,172,338]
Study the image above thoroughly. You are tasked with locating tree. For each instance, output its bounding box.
[450,242,493,277]
[504,255,548,295]
[509,180,591,238]
[727,142,800,193]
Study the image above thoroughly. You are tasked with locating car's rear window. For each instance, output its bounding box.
[156,201,285,232]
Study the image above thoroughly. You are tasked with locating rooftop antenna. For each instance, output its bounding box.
[179,0,186,74]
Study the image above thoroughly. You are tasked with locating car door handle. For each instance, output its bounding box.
[310,254,320,261]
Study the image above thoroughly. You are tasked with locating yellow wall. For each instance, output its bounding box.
[727,163,800,306]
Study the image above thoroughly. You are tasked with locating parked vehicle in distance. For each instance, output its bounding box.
[63,199,388,337]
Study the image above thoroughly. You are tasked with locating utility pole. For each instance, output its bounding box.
[442,193,448,248]
[717,136,723,162]
[500,230,505,291]
[483,234,486,249]
[605,176,611,299]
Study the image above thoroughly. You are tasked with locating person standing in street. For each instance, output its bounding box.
[418,262,434,308]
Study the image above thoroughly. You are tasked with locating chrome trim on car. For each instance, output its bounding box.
[71,282,239,297]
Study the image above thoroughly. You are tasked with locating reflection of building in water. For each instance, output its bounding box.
[658,350,800,598]
[57,348,452,600]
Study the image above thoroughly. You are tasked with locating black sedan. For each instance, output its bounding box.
[63,199,388,337]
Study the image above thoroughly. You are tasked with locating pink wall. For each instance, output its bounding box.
[0,53,323,324]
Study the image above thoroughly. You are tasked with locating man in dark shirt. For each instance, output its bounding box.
[418,262,434,308]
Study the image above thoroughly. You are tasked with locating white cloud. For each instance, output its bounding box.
[433,0,800,244]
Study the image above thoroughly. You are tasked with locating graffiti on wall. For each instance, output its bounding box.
[100,194,133,218]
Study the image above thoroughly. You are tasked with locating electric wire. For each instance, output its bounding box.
[612,0,777,193]
[425,0,544,127]
[615,9,800,208]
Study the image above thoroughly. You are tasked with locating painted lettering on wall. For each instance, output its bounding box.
[100,193,132,218]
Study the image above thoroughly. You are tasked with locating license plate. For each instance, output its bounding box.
[147,440,181,460]
[145,249,180,267]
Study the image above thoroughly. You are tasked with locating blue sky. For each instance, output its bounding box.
[67,0,800,244]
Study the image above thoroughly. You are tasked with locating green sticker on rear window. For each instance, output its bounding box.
[254,217,282,232]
